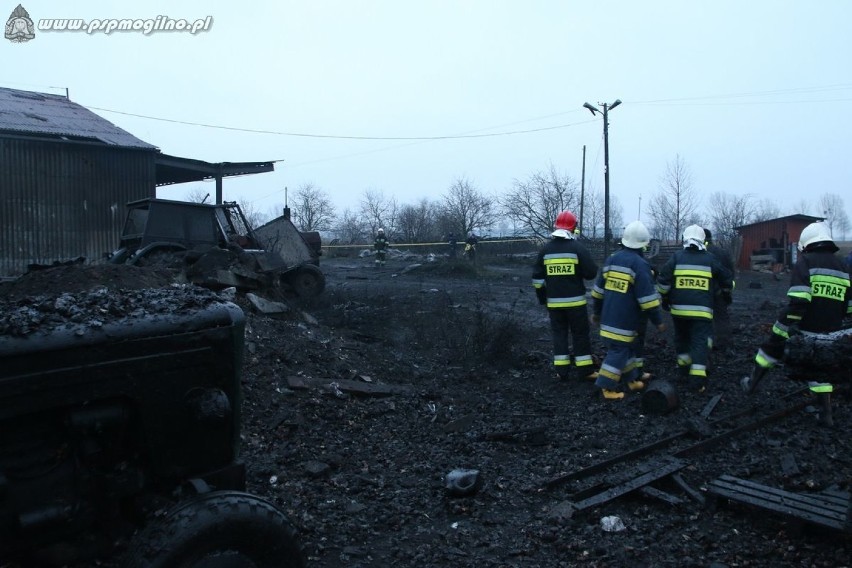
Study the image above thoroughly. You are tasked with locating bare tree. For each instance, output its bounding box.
[441,176,494,236]
[498,164,580,238]
[581,191,623,240]
[184,187,212,203]
[396,199,436,243]
[359,188,398,237]
[647,154,699,242]
[287,183,335,232]
[707,192,756,247]
[237,198,268,229]
[335,208,367,245]
[789,199,812,216]
[753,198,781,222]
[818,193,850,237]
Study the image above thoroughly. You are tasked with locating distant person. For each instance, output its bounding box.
[464,232,478,261]
[741,222,851,427]
[656,225,733,393]
[374,228,389,267]
[532,211,599,380]
[591,221,666,400]
[448,232,458,258]
[704,229,736,350]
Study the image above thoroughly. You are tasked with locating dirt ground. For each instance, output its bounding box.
[1,251,851,567]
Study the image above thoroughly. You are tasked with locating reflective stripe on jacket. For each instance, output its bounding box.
[591,248,663,342]
[532,236,598,309]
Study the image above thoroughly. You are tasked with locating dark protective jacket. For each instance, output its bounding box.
[532,236,598,309]
[756,245,852,369]
[656,247,733,320]
[374,234,389,250]
[591,247,663,342]
[775,248,851,335]
[707,243,736,295]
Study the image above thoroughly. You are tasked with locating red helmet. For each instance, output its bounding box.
[554,210,577,232]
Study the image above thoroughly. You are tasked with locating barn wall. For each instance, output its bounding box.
[1,137,156,276]
[737,218,812,269]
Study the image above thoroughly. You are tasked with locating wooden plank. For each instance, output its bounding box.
[286,375,414,396]
[708,475,848,531]
[714,476,848,517]
[569,458,687,512]
[700,394,722,419]
[640,486,685,506]
[671,473,705,505]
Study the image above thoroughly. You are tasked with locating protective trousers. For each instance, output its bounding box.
[594,338,639,390]
[673,318,714,379]
[711,296,732,350]
[548,306,593,377]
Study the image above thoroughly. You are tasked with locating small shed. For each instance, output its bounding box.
[734,214,823,271]
[0,87,275,276]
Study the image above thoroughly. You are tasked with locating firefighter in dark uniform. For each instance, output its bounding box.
[741,222,852,426]
[704,228,736,350]
[657,224,733,393]
[532,211,599,380]
[591,220,666,400]
[374,228,389,267]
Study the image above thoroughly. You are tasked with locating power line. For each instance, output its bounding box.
[85,104,597,140]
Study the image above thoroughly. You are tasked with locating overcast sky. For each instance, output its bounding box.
[6,0,852,232]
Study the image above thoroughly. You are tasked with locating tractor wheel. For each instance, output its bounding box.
[286,265,326,298]
[123,491,304,568]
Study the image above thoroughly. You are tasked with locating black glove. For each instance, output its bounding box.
[721,291,732,305]
[535,287,547,305]
[661,296,671,312]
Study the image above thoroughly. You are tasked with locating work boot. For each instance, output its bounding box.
[602,389,625,400]
[575,368,598,381]
[556,367,571,381]
[740,365,769,395]
[639,371,654,381]
[808,382,834,428]
[627,380,646,392]
[687,375,707,393]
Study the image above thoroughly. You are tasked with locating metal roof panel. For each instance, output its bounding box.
[0,87,157,149]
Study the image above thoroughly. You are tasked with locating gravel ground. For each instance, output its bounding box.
[1,254,850,567]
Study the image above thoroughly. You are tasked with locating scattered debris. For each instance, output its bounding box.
[600,515,626,532]
[445,469,482,497]
[707,475,851,533]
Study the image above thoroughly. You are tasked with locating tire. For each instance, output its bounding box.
[124,491,305,568]
[286,264,326,298]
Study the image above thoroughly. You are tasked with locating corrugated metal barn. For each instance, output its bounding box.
[1,87,157,276]
[1,87,275,277]
[734,214,823,270]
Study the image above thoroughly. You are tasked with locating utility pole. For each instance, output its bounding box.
[580,145,586,234]
[583,99,621,259]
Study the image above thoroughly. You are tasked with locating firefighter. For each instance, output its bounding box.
[704,228,736,350]
[741,222,851,427]
[374,228,389,267]
[532,211,599,380]
[591,220,666,400]
[464,232,478,261]
[656,224,733,393]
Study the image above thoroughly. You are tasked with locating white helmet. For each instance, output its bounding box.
[621,221,651,249]
[682,224,706,250]
[797,222,833,252]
